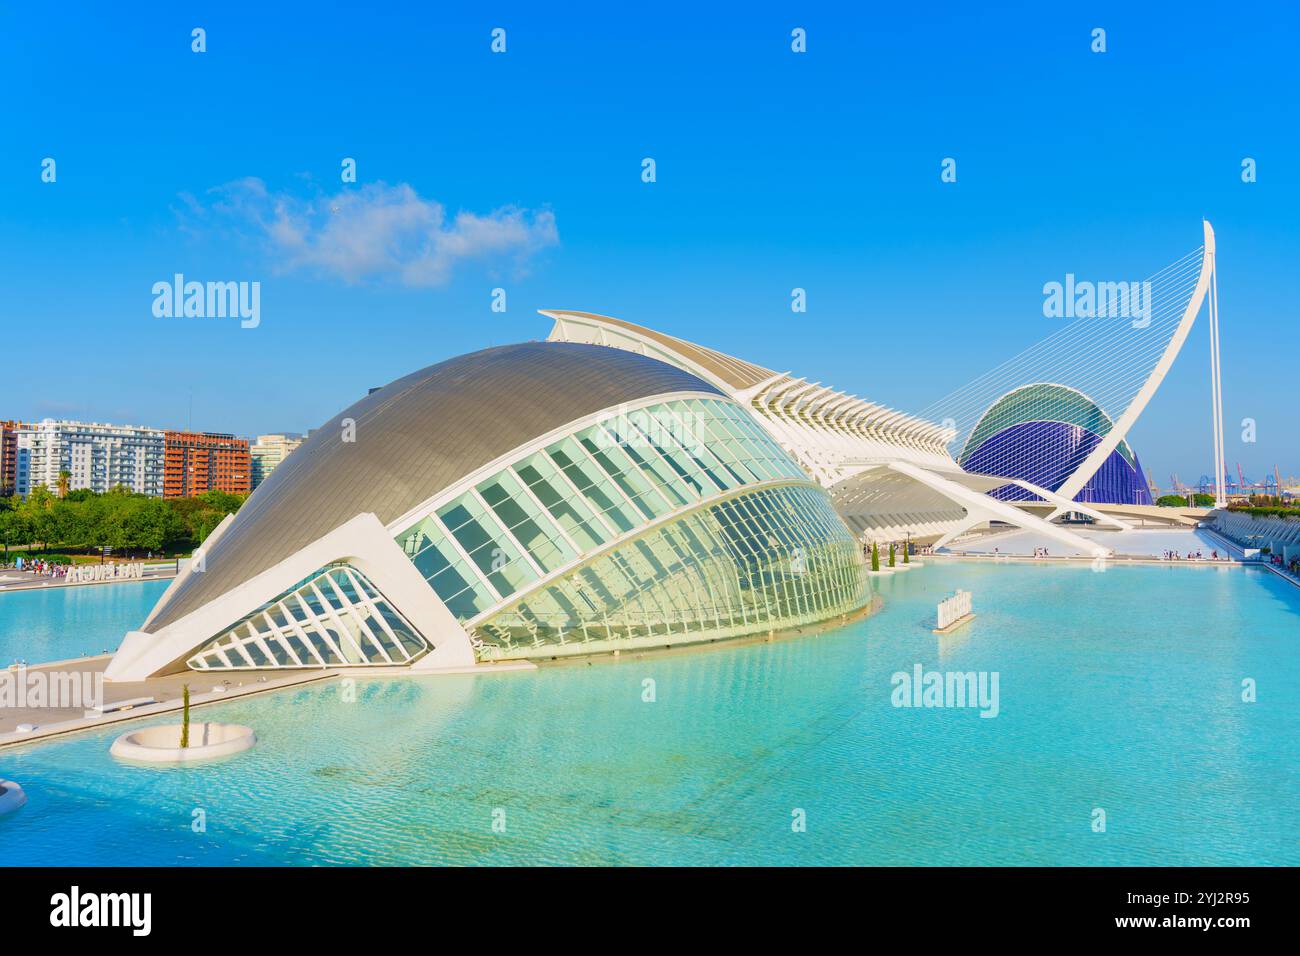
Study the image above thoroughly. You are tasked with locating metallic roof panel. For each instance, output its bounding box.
[146,342,722,632]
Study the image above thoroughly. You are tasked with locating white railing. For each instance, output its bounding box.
[937,589,973,630]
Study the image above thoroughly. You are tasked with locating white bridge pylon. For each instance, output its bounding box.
[1053,221,1217,501]
[922,221,1218,510]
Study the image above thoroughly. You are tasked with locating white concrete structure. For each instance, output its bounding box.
[108,343,874,680]
[924,221,1218,522]
[110,722,256,763]
[16,419,166,498]
[66,562,145,584]
[1206,510,1300,555]
[544,310,1115,556]
[0,779,27,815]
[106,225,1222,681]
[936,590,973,630]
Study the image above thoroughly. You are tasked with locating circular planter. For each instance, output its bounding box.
[0,780,27,816]
[110,723,256,764]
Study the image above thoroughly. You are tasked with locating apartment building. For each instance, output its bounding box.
[15,419,166,497]
[163,431,252,498]
[0,420,21,497]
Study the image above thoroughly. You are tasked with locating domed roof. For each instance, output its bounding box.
[959,382,1136,467]
[146,341,722,631]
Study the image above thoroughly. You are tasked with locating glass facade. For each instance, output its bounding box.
[470,484,869,660]
[187,564,428,670]
[394,398,809,625]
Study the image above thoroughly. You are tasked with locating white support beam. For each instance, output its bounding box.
[1003,478,1132,531]
[886,460,1110,557]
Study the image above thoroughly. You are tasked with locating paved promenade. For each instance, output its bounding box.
[0,655,334,746]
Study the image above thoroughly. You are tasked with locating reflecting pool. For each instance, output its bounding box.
[1,562,1296,865]
[0,580,169,666]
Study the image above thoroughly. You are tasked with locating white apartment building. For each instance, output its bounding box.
[16,419,166,498]
[249,433,304,489]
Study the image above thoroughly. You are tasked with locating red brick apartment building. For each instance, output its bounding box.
[163,431,252,498]
[0,420,21,497]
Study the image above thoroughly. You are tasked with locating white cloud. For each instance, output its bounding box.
[180,178,558,287]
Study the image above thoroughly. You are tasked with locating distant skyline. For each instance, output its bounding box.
[3,1,1296,484]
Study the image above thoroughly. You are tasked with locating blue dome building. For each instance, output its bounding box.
[958,384,1153,505]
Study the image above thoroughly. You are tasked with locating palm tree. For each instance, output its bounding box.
[56,470,71,499]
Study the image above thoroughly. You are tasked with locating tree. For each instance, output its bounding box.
[197,489,245,513]
[1156,494,1188,507]
[56,470,71,498]
[0,486,245,557]
[0,509,28,555]
[871,541,879,572]
[19,486,56,550]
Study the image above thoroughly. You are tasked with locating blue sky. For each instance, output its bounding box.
[3,1,1296,486]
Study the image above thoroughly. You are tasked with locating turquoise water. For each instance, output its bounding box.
[1,562,1297,865]
[0,580,169,665]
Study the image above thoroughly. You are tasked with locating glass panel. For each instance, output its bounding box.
[468,484,868,660]
[478,471,576,572]
[514,461,608,553]
[601,416,694,507]
[186,566,429,670]
[546,438,639,533]
[577,430,670,520]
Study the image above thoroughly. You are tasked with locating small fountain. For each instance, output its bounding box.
[109,683,255,765]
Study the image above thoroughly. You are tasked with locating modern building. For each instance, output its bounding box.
[542,310,1130,553]
[16,419,166,498]
[923,220,1219,524]
[957,384,1153,505]
[108,223,1220,680]
[163,431,251,498]
[249,434,304,489]
[108,343,872,680]
[0,420,20,497]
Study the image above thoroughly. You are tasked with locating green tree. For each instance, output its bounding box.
[19,486,56,550]
[0,509,28,556]
[871,540,879,572]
